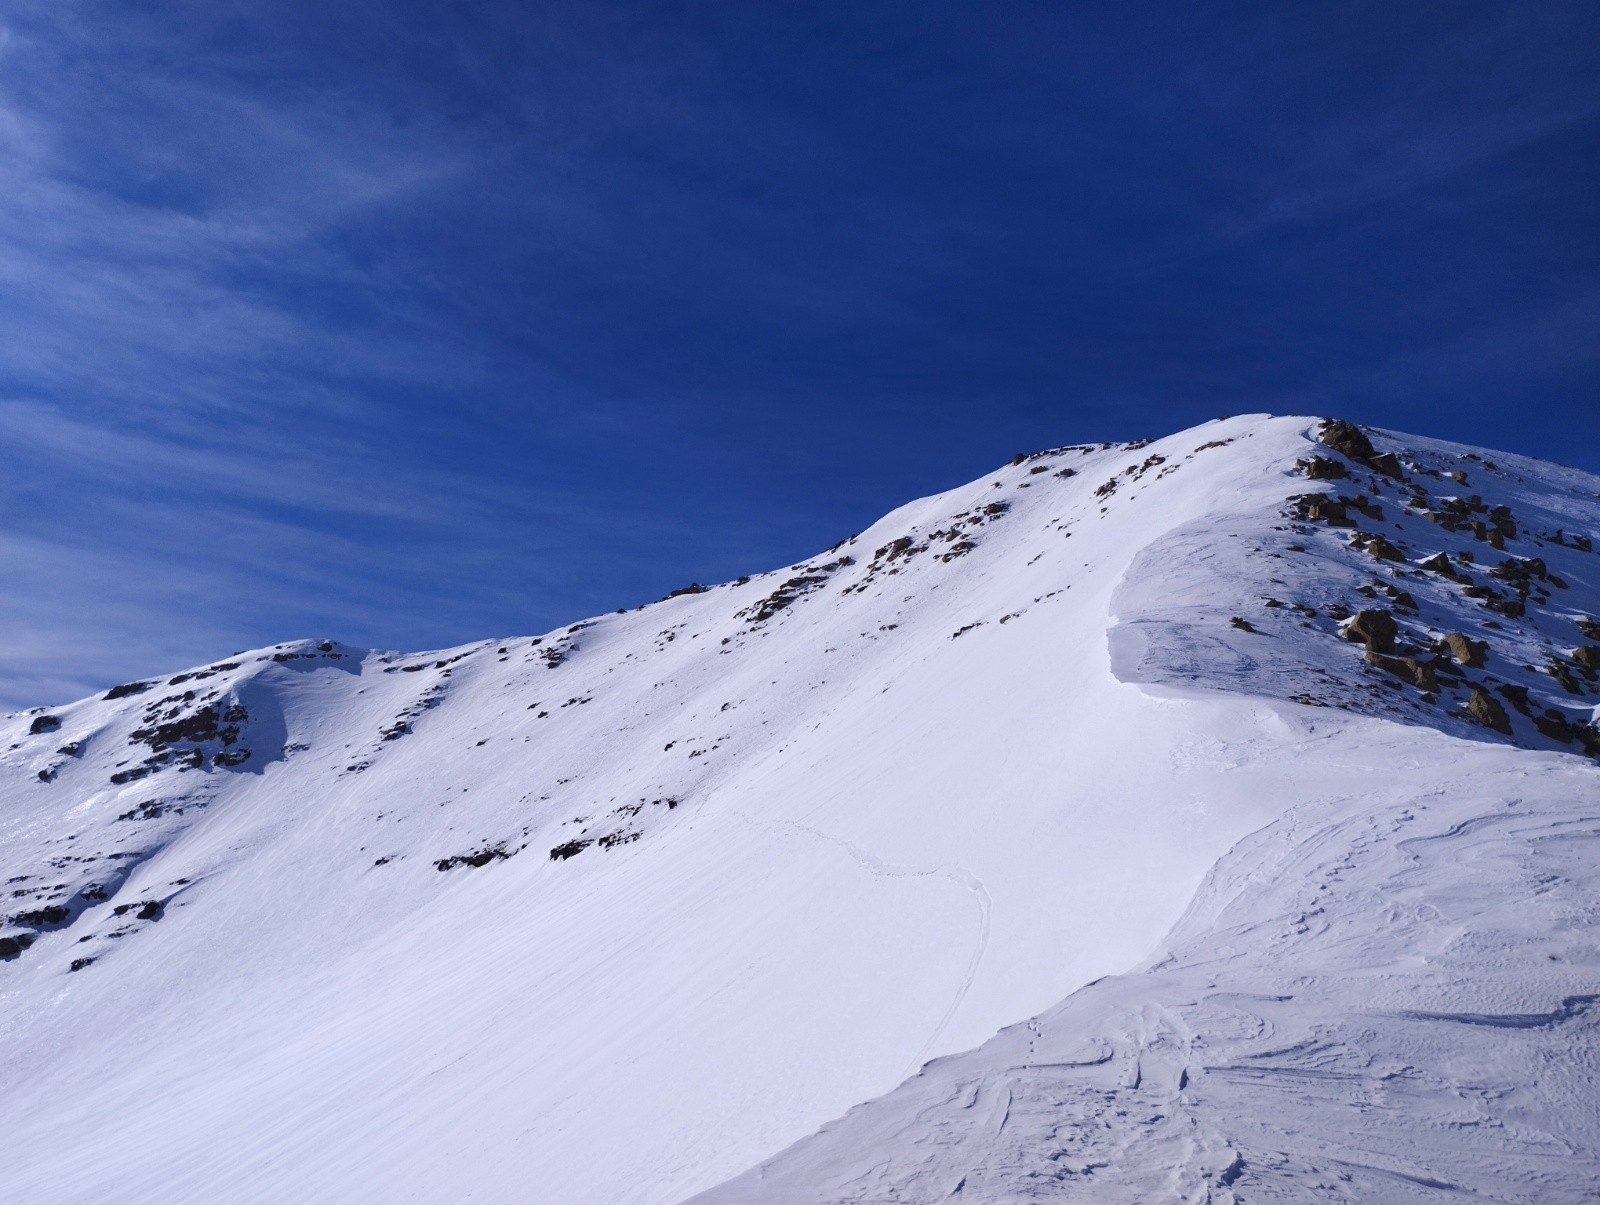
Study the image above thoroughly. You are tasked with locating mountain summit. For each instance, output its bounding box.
[4,415,1598,1202]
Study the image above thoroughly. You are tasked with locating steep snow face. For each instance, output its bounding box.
[1,416,1596,1203]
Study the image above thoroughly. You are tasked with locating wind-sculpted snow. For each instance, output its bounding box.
[689,724,1600,1203]
[1,415,1596,1203]
[691,421,1600,1203]
[1113,422,1600,756]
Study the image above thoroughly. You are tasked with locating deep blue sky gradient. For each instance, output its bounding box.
[1,1,1596,705]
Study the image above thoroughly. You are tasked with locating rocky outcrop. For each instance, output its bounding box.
[1367,452,1403,479]
[1438,632,1488,669]
[1317,419,1405,481]
[1342,609,1398,654]
[1418,552,1466,582]
[1466,686,1513,734]
[1365,650,1439,692]
[1319,420,1377,462]
[1295,455,1348,480]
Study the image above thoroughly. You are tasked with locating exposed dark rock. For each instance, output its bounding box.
[1295,456,1348,480]
[1534,711,1577,743]
[11,905,70,927]
[1489,556,1547,584]
[1343,609,1398,654]
[1546,658,1584,695]
[1319,419,1377,462]
[1496,684,1531,713]
[70,957,95,972]
[1467,687,1513,735]
[104,681,150,701]
[130,706,222,750]
[28,715,61,735]
[1287,493,1355,527]
[1438,633,1488,668]
[436,845,512,871]
[1367,452,1403,480]
[665,583,708,599]
[1229,616,1256,632]
[938,540,978,563]
[549,839,591,862]
[1363,535,1405,563]
[1418,552,1464,581]
[1571,646,1600,673]
[1365,651,1439,692]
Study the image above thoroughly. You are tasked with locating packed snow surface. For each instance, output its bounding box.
[2,415,1597,1202]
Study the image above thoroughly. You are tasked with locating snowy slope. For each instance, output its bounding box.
[2,415,1597,1203]
[692,420,1600,1202]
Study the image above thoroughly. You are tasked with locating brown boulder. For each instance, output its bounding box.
[1367,452,1404,479]
[1343,608,1398,653]
[1496,683,1531,713]
[1418,552,1462,581]
[1547,658,1583,695]
[1534,712,1575,743]
[1365,650,1439,691]
[1438,632,1487,668]
[1572,645,1600,673]
[1467,687,1513,735]
[1296,455,1348,480]
[1320,419,1377,461]
[1365,535,1406,562]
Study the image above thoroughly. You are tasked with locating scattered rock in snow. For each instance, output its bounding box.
[1342,609,1398,654]
[1466,686,1513,734]
[1438,632,1488,669]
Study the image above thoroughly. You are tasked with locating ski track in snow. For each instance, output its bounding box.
[1,414,1598,1203]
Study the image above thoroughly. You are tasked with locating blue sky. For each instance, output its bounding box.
[1,1,1596,707]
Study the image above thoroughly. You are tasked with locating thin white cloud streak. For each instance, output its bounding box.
[0,7,594,706]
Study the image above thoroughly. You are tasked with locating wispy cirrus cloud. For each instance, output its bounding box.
[0,7,612,707]
[0,2,1594,709]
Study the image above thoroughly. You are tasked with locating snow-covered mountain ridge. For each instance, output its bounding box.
[2,414,1597,1202]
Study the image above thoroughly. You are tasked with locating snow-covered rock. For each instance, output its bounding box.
[1,415,1596,1202]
